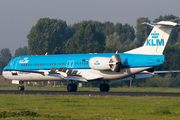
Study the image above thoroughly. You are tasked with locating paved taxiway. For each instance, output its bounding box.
[0,90,180,96]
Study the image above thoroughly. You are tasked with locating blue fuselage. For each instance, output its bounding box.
[4,53,164,71]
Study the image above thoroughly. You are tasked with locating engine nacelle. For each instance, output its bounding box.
[89,57,111,70]
[89,54,123,72]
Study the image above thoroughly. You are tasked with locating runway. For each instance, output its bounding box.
[0,90,180,96]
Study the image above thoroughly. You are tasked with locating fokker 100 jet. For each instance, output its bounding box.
[2,21,180,92]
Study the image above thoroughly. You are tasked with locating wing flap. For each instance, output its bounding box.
[82,73,103,80]
[66,76,87,82]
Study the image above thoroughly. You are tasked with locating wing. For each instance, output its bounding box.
[4,68,88,82]
[154,70,180,73]
[112,70,180,82]
[5,69,45,75]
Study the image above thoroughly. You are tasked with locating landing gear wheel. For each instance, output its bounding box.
[100,84,110,92]
[67,84,77,92]
[18,86,24,91]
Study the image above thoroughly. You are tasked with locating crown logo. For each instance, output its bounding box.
[151,31,159,38]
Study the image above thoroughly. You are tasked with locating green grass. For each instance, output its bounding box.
[1,82,180,119]
[0,94,180,119]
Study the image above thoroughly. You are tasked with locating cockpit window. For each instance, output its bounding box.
[7,63,10,66]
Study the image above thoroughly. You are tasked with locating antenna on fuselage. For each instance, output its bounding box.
[45,52,48,55]
[116,51,118,54]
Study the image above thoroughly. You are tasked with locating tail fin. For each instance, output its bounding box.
[126,21,180,55]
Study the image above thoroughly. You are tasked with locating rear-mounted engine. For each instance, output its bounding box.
[89,54,123,72]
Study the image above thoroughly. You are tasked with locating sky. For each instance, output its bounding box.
[0,0,180,56]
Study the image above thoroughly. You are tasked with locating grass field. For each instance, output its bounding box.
[0,82,180,119]
[0,94,180,119]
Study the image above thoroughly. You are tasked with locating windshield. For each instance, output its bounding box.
[7,62,10,66]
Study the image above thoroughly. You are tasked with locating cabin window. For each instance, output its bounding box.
[54,63,56,66]
[38,64,39,66]
[57,63,59,66]
[31,64,32,66]
[80,63,81,65]
[35,64,37,66]
[62,63,64,65]
[52,63,53,66]
[60,63,61,65]
[21,64,22,66]
[40,64,41,66]
[44,63,46,66]
[65,63,66,65]
[49,63,51,66]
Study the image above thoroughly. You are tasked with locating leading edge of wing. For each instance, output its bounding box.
[4,69,88,82]
[4,69,45,75]
[154,70,180,73]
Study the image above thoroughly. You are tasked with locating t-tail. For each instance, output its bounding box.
[126,21,180,55]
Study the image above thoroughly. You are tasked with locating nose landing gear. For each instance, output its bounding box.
[18,81,24,91]
[18,85,24,91]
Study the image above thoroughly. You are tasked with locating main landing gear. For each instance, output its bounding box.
[100,81,110,92]
[67,84,77,92]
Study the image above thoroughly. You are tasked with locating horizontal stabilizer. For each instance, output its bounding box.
[143,21,180,27]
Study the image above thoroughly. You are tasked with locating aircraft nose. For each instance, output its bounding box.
[2,68,8,79]
[2,69,5,76]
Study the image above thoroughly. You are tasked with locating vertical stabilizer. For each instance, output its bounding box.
[125,21,180,55]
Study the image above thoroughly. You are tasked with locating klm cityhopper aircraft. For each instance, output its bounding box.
[3,21,180,92]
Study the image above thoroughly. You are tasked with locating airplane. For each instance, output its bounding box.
[2,21,180,92]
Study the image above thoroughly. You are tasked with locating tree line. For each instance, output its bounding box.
[1,14,180,87]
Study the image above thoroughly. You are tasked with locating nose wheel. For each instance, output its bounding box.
[18,81,24,91]
[18,86,24,91]
[67,84,77,92]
